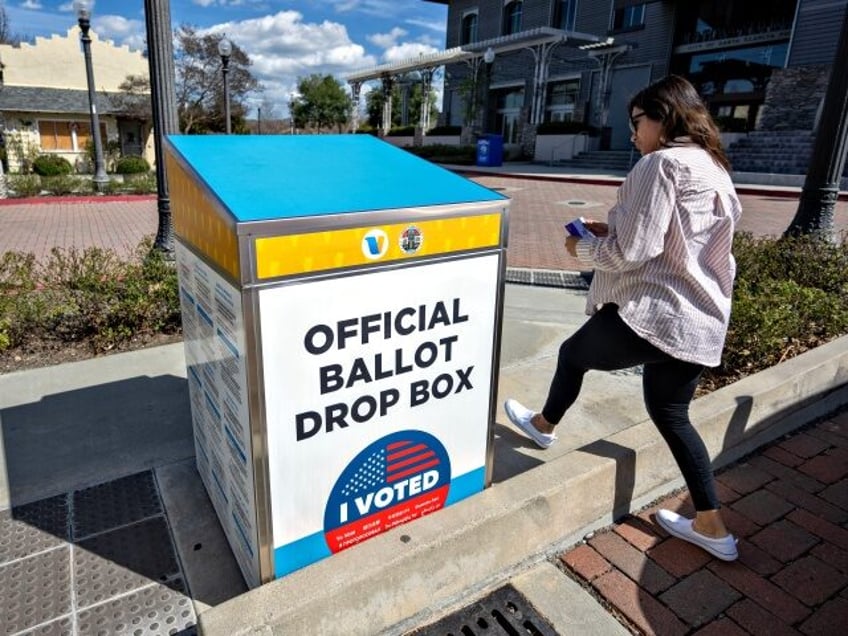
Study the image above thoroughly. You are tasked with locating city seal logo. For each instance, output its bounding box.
[362,229,389,260]
[399,225,423,254]
[323,430,451,553]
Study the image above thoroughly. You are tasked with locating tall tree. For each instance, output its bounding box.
[291,74,351,133]
[0,7,21,45]
[174,25,261,134]
[113,75,153,120]
[365,81,438,130]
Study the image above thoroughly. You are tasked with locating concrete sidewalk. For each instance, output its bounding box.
[1,165,848,635]
[2,283,847,635]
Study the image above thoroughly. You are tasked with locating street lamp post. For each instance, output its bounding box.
[482,47,495,132]
[144,0,179,256]
[73,0,108,191]
[218,37,232,134]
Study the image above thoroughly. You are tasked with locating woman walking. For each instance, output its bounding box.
[505,75,742,561]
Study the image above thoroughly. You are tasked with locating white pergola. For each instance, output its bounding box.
[345,27,614,134]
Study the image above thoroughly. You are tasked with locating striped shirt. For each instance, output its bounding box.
[575,141,742,367]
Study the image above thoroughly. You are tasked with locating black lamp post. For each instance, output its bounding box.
[73,0,108,191]
[218,37,232,134]
[785,6,848,238]
[144,0,178,256]
[482,47,495,132]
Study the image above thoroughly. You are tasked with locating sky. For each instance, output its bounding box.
[3,0,449,117]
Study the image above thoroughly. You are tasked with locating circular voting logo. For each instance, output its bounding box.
[323,430,451,554]
[361,229,389,260]
[399,225,423,254]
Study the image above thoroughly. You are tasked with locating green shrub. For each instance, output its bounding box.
[42,175,86,196]
[122,172,157,194]
[404,144,476,165]
[536,121,598,135]
[114,155,151,174]
[354,125,379,135]
[32,154,73,176]
[0,238,181,354]
[702,232,848,390]
[386,125,416,137]
[427,125,461,136]
[7,174,43,197]
[97,178,123,195]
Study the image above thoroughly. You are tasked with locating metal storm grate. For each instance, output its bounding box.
[505,268,590,290]
[409,585,557,636]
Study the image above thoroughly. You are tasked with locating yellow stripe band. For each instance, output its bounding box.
[255,213,502,279]
[166,151,241,281]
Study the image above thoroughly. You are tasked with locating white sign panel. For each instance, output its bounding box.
[176,242,260,588]
[259,254,500,577]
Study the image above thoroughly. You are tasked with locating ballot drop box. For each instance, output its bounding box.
[165,135,509,587]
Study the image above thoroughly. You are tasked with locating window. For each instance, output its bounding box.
[495,87,524,143]
[461,12,478,45]
[38,120,105,152]
[556,0,577,31]
[546,79,580,122]
[612,4,645,31]
[503,1,523,36]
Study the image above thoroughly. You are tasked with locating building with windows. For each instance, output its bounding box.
[420,0,846,170]
[0,28,153,173]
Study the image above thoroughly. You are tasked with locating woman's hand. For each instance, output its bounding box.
[564,236,580,257]
[584,219,609,237]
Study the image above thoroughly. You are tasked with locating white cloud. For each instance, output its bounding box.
[21,0,43,9]
[404,17,448,34]
[329,0,405,19]
[201,11,379,116]
[367,27,407,49]
[93,15,145,51]
[381,41,439,64]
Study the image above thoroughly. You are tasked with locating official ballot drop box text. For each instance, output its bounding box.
[165,135,510,587]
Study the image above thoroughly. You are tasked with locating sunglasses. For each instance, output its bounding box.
[629,113,647,134]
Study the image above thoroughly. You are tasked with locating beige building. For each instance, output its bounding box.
[0,27,154,173]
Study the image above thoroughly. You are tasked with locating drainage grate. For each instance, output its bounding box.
[73,470,162,539]
[409,585,557,636]
[506,268,590,290]
[74,516,181,608]
[556,199,603,209]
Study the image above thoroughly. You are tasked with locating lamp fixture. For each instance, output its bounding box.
[73,0,93,21]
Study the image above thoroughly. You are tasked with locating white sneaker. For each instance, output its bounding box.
[504,399,556,449]
[655,509,738,561]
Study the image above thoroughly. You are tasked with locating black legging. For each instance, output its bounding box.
[542,304,720,511]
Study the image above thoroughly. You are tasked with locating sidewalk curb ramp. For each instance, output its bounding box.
[197,334,848,635]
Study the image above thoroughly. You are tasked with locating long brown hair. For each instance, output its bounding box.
[628,75,730,171]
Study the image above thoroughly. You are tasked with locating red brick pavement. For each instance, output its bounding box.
[0,195,158,262]
[560,411,848,636]
[0,181,846,269]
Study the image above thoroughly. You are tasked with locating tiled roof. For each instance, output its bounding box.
[0,85,130,115]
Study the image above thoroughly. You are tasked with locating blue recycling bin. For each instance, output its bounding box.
[476,134,503,167]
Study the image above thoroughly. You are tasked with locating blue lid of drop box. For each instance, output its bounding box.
[166,135,506,223]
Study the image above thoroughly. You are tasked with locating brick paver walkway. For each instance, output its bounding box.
[2,175,847,635]
[1,181,846,270]
[561,411,848,635]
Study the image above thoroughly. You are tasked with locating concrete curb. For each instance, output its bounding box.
[197,335,848,635]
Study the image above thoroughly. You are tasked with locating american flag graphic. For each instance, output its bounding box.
[340,440,441,498]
